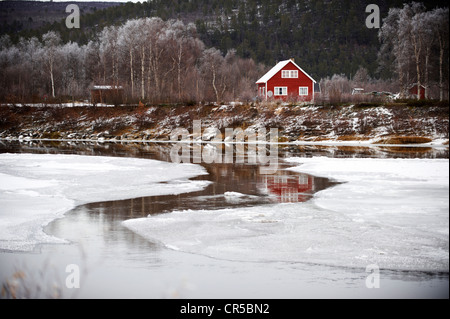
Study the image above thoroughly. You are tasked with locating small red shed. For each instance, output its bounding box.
[91,85,124,106]
[256,59,317,102]
[408,83,426,100]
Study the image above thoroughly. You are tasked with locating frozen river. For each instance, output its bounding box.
[0,141,448,299]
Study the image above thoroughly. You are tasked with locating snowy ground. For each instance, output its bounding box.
[123,157,449,272]
[0,153,448,298]
[0,154,210,252]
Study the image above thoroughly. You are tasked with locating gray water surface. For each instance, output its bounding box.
[0,140,448,299]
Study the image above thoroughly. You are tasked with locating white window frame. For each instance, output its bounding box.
[259,87,266,97]
[299,86,308,96]
[274,87,288,96]
[282,70,298,78]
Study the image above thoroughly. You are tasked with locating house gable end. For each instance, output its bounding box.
[256,60,316,84]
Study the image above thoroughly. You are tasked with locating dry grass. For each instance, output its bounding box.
[378,146,433,153]
[374,136,433,145]
[278,136,290,143]
[336,135,371,141]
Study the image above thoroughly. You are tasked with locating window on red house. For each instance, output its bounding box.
[274,87,288,96]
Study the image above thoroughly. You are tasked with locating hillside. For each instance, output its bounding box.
[0,1,121,34]
[2,0,446,80]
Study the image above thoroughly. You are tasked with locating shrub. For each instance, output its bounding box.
[0,107,20,130]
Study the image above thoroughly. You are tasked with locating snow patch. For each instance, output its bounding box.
[0,154,210,252]
[123,157,449,272]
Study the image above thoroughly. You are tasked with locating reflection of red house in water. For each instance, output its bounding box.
[262,174,314,203]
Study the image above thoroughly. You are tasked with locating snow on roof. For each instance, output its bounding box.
[256,59,317,84]
[408,83,426,89]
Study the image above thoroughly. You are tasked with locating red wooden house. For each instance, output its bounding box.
[256,59,317,102]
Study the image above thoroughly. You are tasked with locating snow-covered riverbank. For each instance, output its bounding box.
[0,154,210,252]
[1,103,448,145]
[123,157,449,272]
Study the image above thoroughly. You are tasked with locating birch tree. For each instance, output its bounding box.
[414,11,435,99]
[164,20,204,101]
[99,26,120,84]
[433,7,449,101]
[18,37,42,97]
[145,18,165,102]
[406,3,426,100]
[118,19,139,99]
[200,48,226,103]
[379,3,448,100]
[42,31,62,98]
[60,42,85,100]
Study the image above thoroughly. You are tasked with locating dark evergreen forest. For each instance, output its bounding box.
[1,0,445,79]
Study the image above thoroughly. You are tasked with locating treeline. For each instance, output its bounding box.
[378,3,449,100]
[6,0,445,80]
[0,18,264,104]
[0,1,448,103]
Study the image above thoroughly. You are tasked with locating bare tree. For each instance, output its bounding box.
[408,3,426,100]
[433,7,449,101]
[0,17,263,104]
[379,2,449,100]
[17,37,43,99]
[118,19,139,99]
[353,66,370,87]
[99,26,120,85]
[60,42,85,101]
[42,31,62,98]
[200,48,227,103]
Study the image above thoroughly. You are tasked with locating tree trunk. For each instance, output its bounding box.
[411,31,422,100]
[130,48,134,98]
[425,47,430,99]
[141,46,145,101]
[438,32,444,101]
[50,61,55,98]
[177,42,183,101]
[212,65,219,103]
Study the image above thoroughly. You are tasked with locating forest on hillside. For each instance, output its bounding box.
[2,0,445,78]
[0,0,448,103]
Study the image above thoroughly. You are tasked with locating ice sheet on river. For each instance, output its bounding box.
[0,153,210,252]
[123,157,449,272]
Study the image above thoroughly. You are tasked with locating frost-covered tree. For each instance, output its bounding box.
[0,17,261,103]
[353,66,370,87]
[433,7,449,101]
[378,2,449,100]
[99,26,120,85]
[84,40,102,87]
[200,48,226,103]
[60,42,85,100]
[118,19,140,99]
[42,31,62,98]
[407,3,426,100]
[18,37,43,97]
